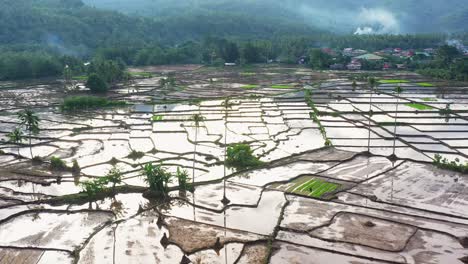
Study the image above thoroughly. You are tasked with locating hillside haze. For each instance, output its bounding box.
[84,0,468,34]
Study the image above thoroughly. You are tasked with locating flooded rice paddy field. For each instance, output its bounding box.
[0,65,467,263]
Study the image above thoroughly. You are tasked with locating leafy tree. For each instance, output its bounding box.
[242,42,262,64]
[18,109,40,158]
[86,73,108,93]
[50,156,68,171]
[436,45,461,66]
[7,127,24,156]
[309,49,333,69]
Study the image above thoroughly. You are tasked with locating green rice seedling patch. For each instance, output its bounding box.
[422,97,437,102]
[240,72,256,76]
[405,103,434,110]
[416,82,434,87]
[72,75,88,81]
[151,115,164,121]
[378,79,409,84]
[242,84,260,89]
[287,177,340,198]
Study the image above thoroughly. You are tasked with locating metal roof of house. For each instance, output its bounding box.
[354,53,384,60]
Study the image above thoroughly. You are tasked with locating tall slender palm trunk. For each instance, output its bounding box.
[192,127,198,185]
[392,97,400,156]
[367,91,373,153]
[29,131,33,158]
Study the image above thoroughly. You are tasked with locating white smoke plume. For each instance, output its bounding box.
[354,8,399,35]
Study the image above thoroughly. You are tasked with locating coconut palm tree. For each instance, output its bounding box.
[221,98,233,205]
[352,80,357,92]
[392,85,403,157]
[190,113,205,185]
[366,77,377,153]
[7,128,24,156]
[18,109,40,158]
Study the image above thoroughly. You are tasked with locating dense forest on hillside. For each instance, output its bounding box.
[0,0,467,82]
[85,0,468,34]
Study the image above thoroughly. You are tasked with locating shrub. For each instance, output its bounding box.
[72,159,81,173]
[226,143,263,169]
[105,166,123,193]
[142,163,172,196]
[32,156,44,164]
[50,156,68,171]
[86,73,108,93]
[433,154,468,173]
[127,150,145,160]
[80,166,123,197]
[61,96,126,111]
[81,180,105,197]
[176,167,192,192]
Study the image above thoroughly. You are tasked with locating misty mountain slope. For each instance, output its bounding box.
[0,0,321,54]
[84,0,468,34]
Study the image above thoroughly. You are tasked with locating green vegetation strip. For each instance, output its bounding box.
[72,75,88,81]
[422,97,437,102]
[240,72,256,76]
[61,96,127,111]
[378,79,409,84]
[287,177,339,198]
[129,72,153,78]
[241,84,260,89]
[416,82,434,87]
[405,103,434,110]
[151,115,164,121]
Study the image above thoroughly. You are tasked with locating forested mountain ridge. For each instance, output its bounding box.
[0,0,321,54]
[85,0,468,34]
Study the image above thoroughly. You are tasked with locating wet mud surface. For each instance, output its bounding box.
[0,65,467,263]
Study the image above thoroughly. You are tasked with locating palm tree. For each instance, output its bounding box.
[7,128,24,156]
[352,80,357,91]
[18,109,40,158]
[392,85,403,157]
[366,77,377,153]
[221,98,233,205]
[190,113,205,185]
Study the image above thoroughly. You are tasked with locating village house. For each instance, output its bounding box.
[354,53,384,61]
[396,64,407,70]
[347,59,362,70]
[329,63,345,70]
[383,62,392,70]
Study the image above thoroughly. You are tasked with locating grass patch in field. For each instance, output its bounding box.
[405,103,434,110]
[129,72,153,78]
[286,177,340,198]
[416,82,434,87]
[271,84,294,89]
[241,84,260,89]
[378,79,409,84]
[151,115,164,121]
[61,96,127,111]
[127,150,145,160]
[422,97,438,102]
[72,75,88,81]
[240,72,256,76]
